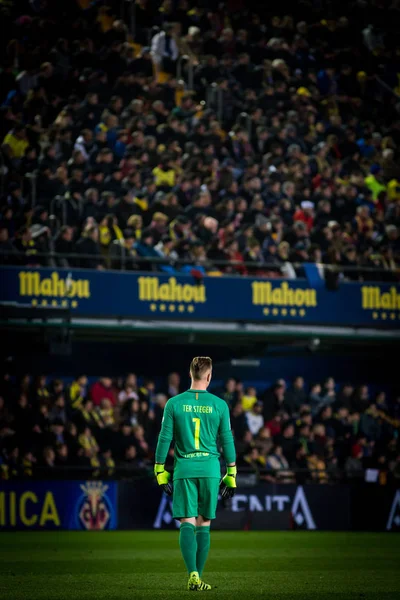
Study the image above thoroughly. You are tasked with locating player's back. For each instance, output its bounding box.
[169,389,227,480]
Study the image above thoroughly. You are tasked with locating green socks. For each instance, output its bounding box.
[179,522,197,574]
[196,526,211,576]
[179,523,211,576]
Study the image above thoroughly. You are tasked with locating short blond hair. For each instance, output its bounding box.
[190,356,212,381]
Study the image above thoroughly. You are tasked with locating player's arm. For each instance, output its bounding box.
[154,399,174,495]
[219,402,237,499]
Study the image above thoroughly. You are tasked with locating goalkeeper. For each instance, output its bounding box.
[154,356,236,591]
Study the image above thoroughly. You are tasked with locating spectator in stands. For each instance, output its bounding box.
[308,451,328,483]
[336,383,355,411]
[220,378,239,409]
[151,23,179,79]
[231,402,249,441]
[246,402,264,436]
[153,393,167,431]
[345,444,364,479]
[110,228,138,270]
[0,225,17,265]
[239,445,266,475]
[42,447,56,469]
[55,226,74,267]
[139,379,155,407]
[133,424,151,461]
[55,444,70,468]
[360,404,382,442]
[286,376,307,413]
[90,377,115,407]
[75,226,103,270]
[320,377,337,407]
[309,382,324,414]
[241,386,258,412]
[2,124,29,167]
[255,427,273,459]
[99,214,123,256]
[166,372,180,398]
[262,381,290,420]
[266,444,294,483]
[265,412,283,438]
[292,442,311,483]
[118,377,139,405]
[279,423,298,464]
[318,405,336,439]
[352,385,371,414]
[68,375,88,411]
[49,395,67,425]
[122,445,140,468]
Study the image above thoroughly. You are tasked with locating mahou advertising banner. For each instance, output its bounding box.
[1,266,399,327]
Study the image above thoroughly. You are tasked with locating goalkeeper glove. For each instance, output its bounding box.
[154,463,173,496]
[220,465,237,499]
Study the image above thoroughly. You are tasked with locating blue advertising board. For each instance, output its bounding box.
[0,266,399,327]
[118,480,352,531]
[0,480,117,530]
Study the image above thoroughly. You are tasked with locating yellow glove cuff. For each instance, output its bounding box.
[154,463,165,475]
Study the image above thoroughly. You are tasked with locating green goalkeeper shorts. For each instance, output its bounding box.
[173,477,220,520]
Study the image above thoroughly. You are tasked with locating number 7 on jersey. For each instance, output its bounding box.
[192,417,201,450]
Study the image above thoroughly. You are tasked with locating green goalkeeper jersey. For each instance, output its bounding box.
[155,389,236,480]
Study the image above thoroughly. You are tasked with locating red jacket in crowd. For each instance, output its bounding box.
[90,379,116,406]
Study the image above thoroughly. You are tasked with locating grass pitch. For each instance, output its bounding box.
[0,531,399,600]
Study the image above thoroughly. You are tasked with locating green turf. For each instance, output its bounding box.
[0,531,399,600]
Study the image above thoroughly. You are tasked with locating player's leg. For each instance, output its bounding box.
[179,517,198,576]
[172,479,200,586]
[195,477,220,588]
[195,514,211,578]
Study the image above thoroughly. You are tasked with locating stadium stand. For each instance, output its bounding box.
[1,371,399,483]
[0,1,399,280]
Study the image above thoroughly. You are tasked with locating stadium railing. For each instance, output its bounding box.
[1,250,398,282]
[2,464,384,485]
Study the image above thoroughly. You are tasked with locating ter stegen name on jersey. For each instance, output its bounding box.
[183,405,213,414]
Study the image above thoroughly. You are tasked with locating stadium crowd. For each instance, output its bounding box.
[0,1,399,280]
[0,371,399,484]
